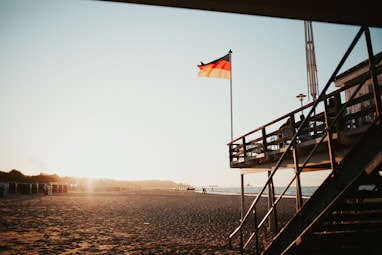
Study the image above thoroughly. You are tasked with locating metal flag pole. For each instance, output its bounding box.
[229,49,233,141]
[229,50,244,221]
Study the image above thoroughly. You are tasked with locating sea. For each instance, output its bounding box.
[194,186,318,198]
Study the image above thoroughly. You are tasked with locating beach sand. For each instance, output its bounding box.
[0,190,297,254]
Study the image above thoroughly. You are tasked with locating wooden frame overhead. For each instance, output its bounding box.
[101,0,382,27]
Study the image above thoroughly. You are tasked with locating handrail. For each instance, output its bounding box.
[227,100,314,145]
[228,26,380,253]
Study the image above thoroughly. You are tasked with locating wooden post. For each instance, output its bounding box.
[365,27,382,122]
[334,93,343,134]
[262,127,267,153]
[240,174,245,220]
[324,93,337,171]
[291,114,303,210]
[267,170,278,233]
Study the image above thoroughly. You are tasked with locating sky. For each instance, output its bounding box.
[1,0,382,187]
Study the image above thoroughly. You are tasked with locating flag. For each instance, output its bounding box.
[197,52,231,80]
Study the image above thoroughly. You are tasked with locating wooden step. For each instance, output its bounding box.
[290,230,382,255]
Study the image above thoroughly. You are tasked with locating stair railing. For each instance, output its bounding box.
[228,26,375,253]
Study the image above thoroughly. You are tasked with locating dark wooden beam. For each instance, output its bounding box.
[100,0,382,27]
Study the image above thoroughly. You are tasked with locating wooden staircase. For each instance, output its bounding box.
[227,27,382,255]
[262,121,382,255]
[298,195,382,255]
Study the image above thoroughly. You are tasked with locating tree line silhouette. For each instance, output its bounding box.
[0,169,59,183]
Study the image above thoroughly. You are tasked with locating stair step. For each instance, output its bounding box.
[328,211,382,222]
[315,221,382,232]
[336,199,382,211]
[291,230,382,255]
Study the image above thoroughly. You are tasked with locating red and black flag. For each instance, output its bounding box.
[197,51,231,80]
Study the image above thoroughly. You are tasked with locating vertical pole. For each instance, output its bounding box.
[291,114,303,210]
[229,50,233,141]
[295,168,303,210]
[334,93,343,134]
[241,174,245,220]
[229,50,244,222]
[323,92,337,172]
[241,140,246,220]
[239,173,244,253]
[267,170,277,233]
[364,27,382,121]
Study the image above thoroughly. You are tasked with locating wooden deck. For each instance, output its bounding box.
[229,60,381,174]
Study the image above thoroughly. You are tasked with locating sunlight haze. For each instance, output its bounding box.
[1,0,381,186]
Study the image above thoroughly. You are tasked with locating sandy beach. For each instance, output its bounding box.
[0,190,296,254]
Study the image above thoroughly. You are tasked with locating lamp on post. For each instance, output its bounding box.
[296,93,306,115]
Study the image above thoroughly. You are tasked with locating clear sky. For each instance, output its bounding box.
[1,0,381,187]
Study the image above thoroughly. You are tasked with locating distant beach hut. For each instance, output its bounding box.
[21,183,32,194]
[0,182,9,197]
[31,183,38,194]
[44,184,52,195]
[9,183,17,194]
[17,183,23,193]
[38,183,45,193]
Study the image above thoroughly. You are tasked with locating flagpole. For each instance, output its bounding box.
[229,49,233,141]
[229,50,244,221]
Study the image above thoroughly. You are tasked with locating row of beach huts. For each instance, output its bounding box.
[0,182,68,197]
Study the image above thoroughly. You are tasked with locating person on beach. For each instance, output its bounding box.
[278,118,291,148]
[296,114,310,142]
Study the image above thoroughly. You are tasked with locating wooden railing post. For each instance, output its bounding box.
[267,170,277,233]
[334,93,343,134]
[290,114,303,210]
[253,209,259,255]
[229,143,233,163]
[262,128,267,152]
[324,93,337,171]
[242,137,247,162]
[365,27,382,122]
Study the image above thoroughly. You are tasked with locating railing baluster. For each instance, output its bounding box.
[365,27,382,121]
[243,137,247,163]
[253,209,259,255]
